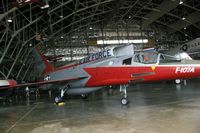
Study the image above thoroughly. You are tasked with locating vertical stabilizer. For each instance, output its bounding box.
[32,48,54,75]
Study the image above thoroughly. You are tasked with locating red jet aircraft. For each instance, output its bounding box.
[2,45,200,105]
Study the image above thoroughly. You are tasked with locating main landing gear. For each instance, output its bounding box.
[54,86,69,104]
[120,84,129,105]
[81,94,88,99]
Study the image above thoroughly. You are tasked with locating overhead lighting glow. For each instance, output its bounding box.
[182,17,186,20]
[97,39,148,45]
[25,0,31,2]
[89,27,92,30]
[7,18,12,23]
[41,4,49,9]
[179,0,183,4]
[184,27,186,30]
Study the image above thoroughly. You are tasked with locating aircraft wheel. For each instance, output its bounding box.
[81,94,88,99]
[55,96,62,104]
[175,79,181,84]
[121,98,129,105]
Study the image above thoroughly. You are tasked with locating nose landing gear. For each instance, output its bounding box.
[120,84,129,105]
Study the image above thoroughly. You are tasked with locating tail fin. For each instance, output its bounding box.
[32,48,54,75]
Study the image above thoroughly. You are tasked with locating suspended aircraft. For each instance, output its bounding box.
[2,44,200,105]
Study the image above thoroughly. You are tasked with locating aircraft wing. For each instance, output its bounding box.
[0,76,87,90]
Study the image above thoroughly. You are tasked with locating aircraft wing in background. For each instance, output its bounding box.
[0,76,87,90]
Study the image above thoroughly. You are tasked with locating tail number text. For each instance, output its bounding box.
[175,67,194,73]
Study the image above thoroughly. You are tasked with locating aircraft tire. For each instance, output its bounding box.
[121,98,129,105]
[55,96,62,104]
[81,94,88,99]
[175,79,181,84]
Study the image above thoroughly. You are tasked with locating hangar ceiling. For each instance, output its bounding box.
[0,0,200,80]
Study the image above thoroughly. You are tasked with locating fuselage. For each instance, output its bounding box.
[165,37,200,55]
[44,52,200,91]
[84,65,200,87]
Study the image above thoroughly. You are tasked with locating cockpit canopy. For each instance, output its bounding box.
[122,52,182,65]
[134,52,181,64]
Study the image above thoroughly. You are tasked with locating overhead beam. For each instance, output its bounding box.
[142,0,179,28]
[0,16,42,64]
[0,7,18,21]
[52,0,114,26]
[102,0,124,27]
[168,11,200,34]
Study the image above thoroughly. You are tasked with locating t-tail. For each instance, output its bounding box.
[32,48,54,75]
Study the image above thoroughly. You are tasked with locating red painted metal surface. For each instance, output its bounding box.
[35,48,54,74]
[7,79,17,88]
[84,66,200,87]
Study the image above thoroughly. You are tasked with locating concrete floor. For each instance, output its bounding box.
[1,80,200,133]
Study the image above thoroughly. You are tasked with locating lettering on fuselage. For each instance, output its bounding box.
[175,67,195,73]
[79,49,112,64]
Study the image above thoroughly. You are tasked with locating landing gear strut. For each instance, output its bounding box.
[120,84,129,105]
[54,86,69,104]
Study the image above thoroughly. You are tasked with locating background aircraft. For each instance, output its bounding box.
[164,37,200,59]
[0,79,17,88]
[0,79,17,101]
[2,45,200,105]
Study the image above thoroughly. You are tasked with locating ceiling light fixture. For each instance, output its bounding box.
[25,0,31,2]
[7,18,12,23]
[179,0,183,4]
[41,4,49,9]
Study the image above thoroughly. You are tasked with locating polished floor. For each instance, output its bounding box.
[1,80,200,133]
